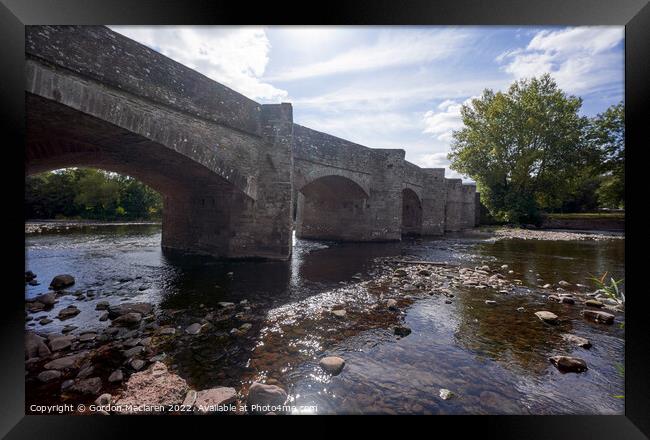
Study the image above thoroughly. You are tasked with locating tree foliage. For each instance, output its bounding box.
[448,74,621,223]
[25,168,162,221]
[590,102,624,208]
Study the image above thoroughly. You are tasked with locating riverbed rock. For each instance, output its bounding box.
[182,390,197,407]
[549,356,588,373]
[33,292,56,308]
[25,331,51,359]
[57,306,80,320]
[485,300,497,305]
[112,312,143,327]
[247,382,288,414]
[394,325,412,337]
[393,268,408,278]
[95,301,110,311]
[50,274,75,290]
[561,333,592,348]
[37,369,62,383]
[131,359,146,371]
[69,377,102,395]
[25,270,37,282]
[332,309,347,318]
[439,388,455,400]
[542,284,552,289]
[582,309,615,324]
[95,393,112,406]
[49,335,75,352]
[113,362,189,412]
[79,332,96,343]
[217,302,235,309]
[193,387,238,413]
[185,323,204,335]
[76,365,95,379]
[319,356,346,375]
[62,325,77,333]
[108,303,153,319]
[387,299,398,310]
[123,346,145,359]
[108,369,124,383]
[44,351,89,370]
[585,299,604,308]
[158,327,176,336]
[535,311,559,324]
[26,301,46,313]
[558,280,571,287]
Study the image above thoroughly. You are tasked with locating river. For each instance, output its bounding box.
[25,222,625,415]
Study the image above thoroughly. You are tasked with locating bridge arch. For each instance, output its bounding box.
[295,175,371,241]
[401,188,423,236]
[26,94,255,258]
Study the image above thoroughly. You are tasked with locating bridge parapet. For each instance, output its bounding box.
[26,25,264,136]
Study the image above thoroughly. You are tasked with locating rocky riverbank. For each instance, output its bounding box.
[489,227,624,242]
[26,220,161,235]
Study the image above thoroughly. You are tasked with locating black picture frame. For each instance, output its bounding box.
[2,0,647,437]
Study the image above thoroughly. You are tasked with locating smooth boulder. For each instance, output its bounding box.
[108,303,153,320]
[319,356,346,375]
[247,382,288,414]
[50,274,75,290]
[549,356,588,373]
[193,387,237,413]
[113,362,189,413]
[582,309,615,324]
[535,311,559,324]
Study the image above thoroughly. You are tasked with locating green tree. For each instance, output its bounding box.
[589,102,624,208]
[74,169,121,219]
[25,168,163,221]
[448,74,597,224]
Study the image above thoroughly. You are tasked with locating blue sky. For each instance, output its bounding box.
[111,26,624,179]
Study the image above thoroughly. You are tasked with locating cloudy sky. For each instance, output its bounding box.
[111,26,624,180]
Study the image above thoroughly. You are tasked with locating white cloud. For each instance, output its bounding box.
[110,26,287,101]
[497,26,624,95]
[297,112,419,148]
[293,78,506,113]
[422,96,478,143]
[266,29,471,82]
[423,102,464,142]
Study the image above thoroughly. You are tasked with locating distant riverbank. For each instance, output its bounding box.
[25,220,161,234]
[541,213,624,232]
[488,226,624,241]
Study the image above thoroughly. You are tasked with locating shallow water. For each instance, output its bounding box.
[25,224,625,414]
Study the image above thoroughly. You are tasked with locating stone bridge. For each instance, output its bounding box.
[25,25,479,260]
